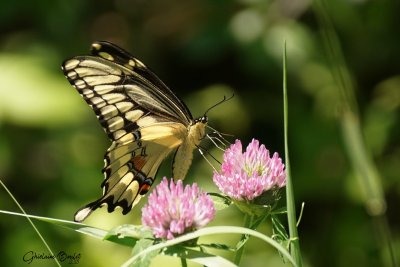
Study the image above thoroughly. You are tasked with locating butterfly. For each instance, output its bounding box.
[62,41,210,222]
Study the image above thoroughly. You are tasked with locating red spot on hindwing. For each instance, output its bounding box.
[131,156,146,171]
[140,183,151,194]
[131,155,153,195]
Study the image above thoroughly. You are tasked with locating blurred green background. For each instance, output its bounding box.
[0,0,399,266]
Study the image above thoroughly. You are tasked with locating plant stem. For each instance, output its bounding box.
[283,42,303,267]
[180,257,188,267]
[234,213,252,265]
[0,178,61,267]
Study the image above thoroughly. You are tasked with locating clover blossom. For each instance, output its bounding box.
[141,177,215,240]
[213,139,286,201]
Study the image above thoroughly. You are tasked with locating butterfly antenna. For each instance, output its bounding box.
[204,93,235,117]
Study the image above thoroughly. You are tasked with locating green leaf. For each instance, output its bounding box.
[235,233,250,251]
[271,214,289,242]
[250,214,269,229]
[199,242,235,251]
[208,192,232,210]
[163,246,238,267]
[104,224,153,247]
[129,237,158,267]
[121,226,297,267]
[232,199,272,217]
[283,39,303,266]
[271,214,292,262]
[0,210,108,239]
[271,206,287,215]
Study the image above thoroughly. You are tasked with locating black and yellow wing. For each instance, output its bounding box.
[62,41,207,222]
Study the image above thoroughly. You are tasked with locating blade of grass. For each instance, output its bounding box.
[0,178,61,267]
[0,209,109,239]
[283,41,303,267]
[313,1,398,266]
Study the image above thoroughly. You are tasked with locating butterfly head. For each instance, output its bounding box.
[187,116,208,147]
[194,116,208,124]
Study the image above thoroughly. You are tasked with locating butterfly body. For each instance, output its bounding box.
[173,116,207,180]
[62,41,207,222]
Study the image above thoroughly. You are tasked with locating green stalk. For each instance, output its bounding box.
[180,257,188,267]
[313,0,398,266]
[0,178,61,267]
[283,42,303,267]
[234,213,252,265]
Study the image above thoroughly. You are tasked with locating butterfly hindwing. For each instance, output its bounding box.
[62,41,208,222]
[73,118,189,222]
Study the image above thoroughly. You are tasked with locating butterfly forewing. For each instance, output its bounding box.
[62,41,209,222]
[91,41,192,124]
